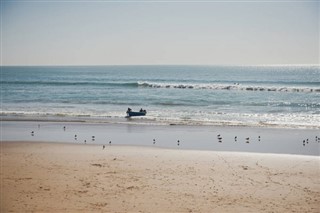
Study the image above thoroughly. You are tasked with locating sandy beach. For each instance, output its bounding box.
[1,141,319,212]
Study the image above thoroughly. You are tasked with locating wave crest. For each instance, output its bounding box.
[137,81,320,93]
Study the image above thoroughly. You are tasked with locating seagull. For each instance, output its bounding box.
[246,137,250,143]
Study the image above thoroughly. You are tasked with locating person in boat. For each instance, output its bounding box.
[127,108,132,113]
[140,109,147,114]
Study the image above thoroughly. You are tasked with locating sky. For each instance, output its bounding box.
[1,0,319,66]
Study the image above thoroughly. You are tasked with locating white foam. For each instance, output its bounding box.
[137,81,320,93]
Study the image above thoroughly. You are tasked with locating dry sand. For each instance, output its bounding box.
[1,141,319,212]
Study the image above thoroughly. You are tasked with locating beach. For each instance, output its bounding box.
[2,65,320,212]
[2,1,320,212]
[1,141,319,212]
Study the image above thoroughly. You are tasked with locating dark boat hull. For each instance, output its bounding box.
[127,111,146,117]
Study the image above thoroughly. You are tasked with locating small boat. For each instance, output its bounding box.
[126,108,147,117]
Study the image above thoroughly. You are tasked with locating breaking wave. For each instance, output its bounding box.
[137,81,320,93]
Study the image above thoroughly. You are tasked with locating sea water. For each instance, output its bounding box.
[1,65,320,129]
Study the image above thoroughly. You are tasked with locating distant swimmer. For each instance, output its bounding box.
[153,139,156,145]
[109,141,112,145]
[234,136,237,141]
[103,145,105,150]
[177,140,180,146]
[63,126,66,131]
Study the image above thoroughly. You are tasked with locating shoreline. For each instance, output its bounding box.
[1,141,319,212]
[2,120,320,156]
[1,114,320,130]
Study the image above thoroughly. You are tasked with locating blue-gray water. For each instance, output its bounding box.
[1,65,320,129]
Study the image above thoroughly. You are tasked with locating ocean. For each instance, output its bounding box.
[1,65,320,129]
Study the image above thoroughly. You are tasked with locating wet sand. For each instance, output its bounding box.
[2,121,320,156]
[1,142,319,212]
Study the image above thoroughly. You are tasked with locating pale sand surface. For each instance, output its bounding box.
[1,142,319,212]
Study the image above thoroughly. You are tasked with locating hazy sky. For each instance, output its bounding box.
[1,1,319,65]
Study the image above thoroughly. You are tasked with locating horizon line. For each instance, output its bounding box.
[1,63,319,67]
